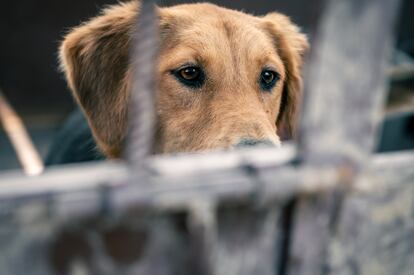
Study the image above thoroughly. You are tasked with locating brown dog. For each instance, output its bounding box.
[59,1,308,158]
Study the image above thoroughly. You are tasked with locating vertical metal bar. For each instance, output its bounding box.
[188,201,217,275]
[289,1,402,275]
[298,0,401,171]
[126,0,158,168]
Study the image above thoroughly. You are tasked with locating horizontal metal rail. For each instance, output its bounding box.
[0,149,412,216]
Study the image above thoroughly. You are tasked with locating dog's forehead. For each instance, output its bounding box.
[160,4,263,38]
[160,3,256,20]
[159,4,281,67]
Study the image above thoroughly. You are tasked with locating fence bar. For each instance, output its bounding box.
[298,0,401,169]
[1,150,413,219]
[126,0,158,167]
[290,0,403,275]
[1,151,413,274]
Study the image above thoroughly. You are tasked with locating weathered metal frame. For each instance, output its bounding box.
[0,0,412,274]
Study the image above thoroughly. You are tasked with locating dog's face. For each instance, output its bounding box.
[60,1,308,157]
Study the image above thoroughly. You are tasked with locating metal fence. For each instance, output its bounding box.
[1,0,413,274]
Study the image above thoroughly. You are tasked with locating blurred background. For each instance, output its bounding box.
[0,0,413,171]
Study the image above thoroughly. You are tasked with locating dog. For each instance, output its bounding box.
[55,0,308,161]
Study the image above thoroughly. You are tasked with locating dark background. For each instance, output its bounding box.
[1,0,413,118]
[0,0,413,170]
[0,0,326,117]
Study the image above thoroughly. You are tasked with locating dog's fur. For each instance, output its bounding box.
[59,1,308,158]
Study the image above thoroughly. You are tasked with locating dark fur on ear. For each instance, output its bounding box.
[262,13,309,140]
[59,1,140,157]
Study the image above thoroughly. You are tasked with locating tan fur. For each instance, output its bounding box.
[60,1,308,157]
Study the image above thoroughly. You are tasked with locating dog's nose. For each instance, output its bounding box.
[235,138,275,148]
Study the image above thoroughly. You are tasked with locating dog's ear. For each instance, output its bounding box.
[59,2,140,157]
[262,13,309,140]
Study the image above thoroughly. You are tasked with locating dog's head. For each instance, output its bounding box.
[60,1,308,157]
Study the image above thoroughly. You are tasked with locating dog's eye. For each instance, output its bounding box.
[260,70,280,91]
[173,66,205,89]
[180,67,200,80]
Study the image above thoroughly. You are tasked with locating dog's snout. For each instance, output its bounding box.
[235,138,275,148]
